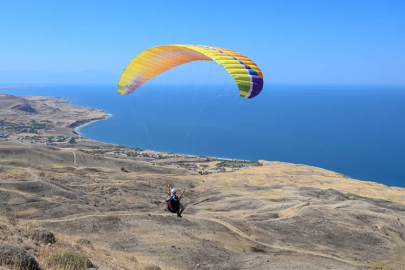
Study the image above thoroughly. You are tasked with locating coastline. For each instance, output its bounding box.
[61,103,394,187]
[0,93,109,139]
[73,113,113,136]
[48,95,111,137]
[2,92,405,201]
[3,92,401,189]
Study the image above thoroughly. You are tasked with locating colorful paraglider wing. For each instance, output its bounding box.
[118,45,264,99]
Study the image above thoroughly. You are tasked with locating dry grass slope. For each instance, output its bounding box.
[0,140,404,269]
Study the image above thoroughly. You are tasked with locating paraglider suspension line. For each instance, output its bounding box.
[125,96,155,150]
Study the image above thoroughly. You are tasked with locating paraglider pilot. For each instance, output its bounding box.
[166,184,185,218]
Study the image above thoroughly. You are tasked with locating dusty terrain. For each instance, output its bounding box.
[1,94,405,270]
[0,93,107,137]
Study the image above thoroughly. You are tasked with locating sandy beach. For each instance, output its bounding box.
[74,113,113,136]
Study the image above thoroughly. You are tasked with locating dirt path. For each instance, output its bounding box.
[26,167,39,181]
[72,151,78,166]
[28,211,363,268]
[104,156,152,165]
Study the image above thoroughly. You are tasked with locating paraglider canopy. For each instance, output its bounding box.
[118,45,264,99]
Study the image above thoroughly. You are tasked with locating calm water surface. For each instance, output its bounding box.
[2,84,405,187]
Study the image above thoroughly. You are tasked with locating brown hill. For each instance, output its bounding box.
[11,103,38,114]
[0,93,28,108]
[1,140,405,269]
[0,93,107,137]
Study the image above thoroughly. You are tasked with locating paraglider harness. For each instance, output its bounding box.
[166,194,180,213]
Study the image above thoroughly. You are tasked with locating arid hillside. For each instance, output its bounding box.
[1,139,405,270]
[0,94,107,137]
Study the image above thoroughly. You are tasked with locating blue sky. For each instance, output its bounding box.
[1,0,404,85]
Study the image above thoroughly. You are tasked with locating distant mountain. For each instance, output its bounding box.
[0,69,120,84]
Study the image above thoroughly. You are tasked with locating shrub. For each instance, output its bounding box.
[29,228,56,244]
[0,243,39,270]
[46,251,94,270]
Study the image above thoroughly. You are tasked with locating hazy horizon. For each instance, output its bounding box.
[1,0,405,86]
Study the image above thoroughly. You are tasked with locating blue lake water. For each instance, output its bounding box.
[2,84,405,187]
